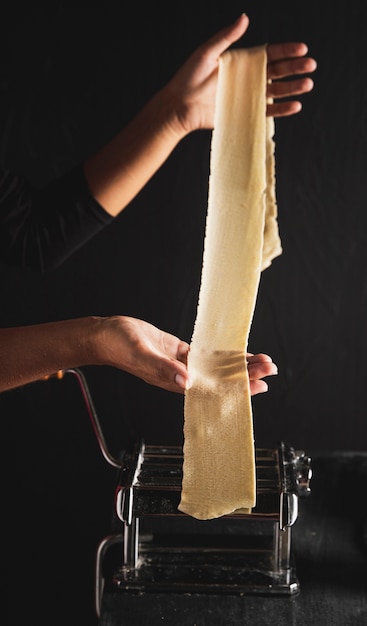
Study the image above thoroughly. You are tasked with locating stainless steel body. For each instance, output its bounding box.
[60,370,312,618]
[97,440,311,614]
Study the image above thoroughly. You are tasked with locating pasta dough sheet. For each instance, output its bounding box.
[179,46,281,521]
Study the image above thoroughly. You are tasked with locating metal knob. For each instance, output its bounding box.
[294,451,312,497]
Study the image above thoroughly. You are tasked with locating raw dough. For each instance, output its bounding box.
[179,46,281,520]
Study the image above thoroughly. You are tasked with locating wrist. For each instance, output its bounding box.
[151,85,190,142]
[82,316,112,366]
[86,315,132,371]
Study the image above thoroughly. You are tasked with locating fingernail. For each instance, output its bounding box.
[175,373,192,390]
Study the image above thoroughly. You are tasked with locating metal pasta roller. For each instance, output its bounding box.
[59,369,312,618]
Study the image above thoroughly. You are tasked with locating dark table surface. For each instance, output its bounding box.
[99,452,367,626]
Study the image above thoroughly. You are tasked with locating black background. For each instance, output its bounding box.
[1,2,367,624]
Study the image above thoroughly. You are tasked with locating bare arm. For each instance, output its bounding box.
[0,316,189,394]
[83,14,316,216]
[0,317,276,395]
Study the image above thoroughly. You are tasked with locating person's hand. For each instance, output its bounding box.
[96,316,191,393]
[247,352,278,395]
[165,13,317,134]
[96,316,277,396]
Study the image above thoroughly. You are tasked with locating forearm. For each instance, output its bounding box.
[83,88,185,216]
[0,317,103,392]
[0,315,191,395]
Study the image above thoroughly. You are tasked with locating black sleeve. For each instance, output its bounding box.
[0,166,114,272]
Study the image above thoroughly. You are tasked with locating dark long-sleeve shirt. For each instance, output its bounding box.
[0,167,113,272]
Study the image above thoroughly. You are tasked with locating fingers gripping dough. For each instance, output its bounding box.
[179,46,281,520]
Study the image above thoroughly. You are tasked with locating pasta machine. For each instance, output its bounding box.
[59,369,312,618]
